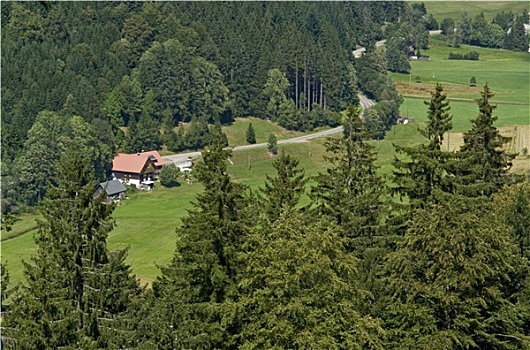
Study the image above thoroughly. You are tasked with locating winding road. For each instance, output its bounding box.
[162,94,376,165]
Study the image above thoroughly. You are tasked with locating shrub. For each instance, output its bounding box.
[267,134,278,155]
[159,163,181,187]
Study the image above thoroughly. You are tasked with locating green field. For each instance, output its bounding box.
[411,1,528,24]
[222,117,309,146]
[392,38,529,131]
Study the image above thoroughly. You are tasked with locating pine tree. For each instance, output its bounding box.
[245,122,256,144]
[393,84,453,210]
[451,85,518,198]
[384,196,529,349]
[3,146,140,349]
[144,135,250,348]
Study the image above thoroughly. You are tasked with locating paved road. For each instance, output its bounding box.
[353,40,386,58]
[353,31,442,58]
[162,126,345,164]
[162,94,376,165]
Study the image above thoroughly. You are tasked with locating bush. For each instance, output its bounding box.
[159,163,181,187]
[448,50,479,60]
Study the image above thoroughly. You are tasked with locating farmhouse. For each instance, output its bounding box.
[94,179,127,203]
[111,151,165,190]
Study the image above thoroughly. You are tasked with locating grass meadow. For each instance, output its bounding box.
[3,26,528,292]
[413,1,528,24]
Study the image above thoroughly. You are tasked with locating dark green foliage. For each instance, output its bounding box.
[15,111,112,206]
[145,137,249,348]
[3,146,140,349]
[470,76,477,87]
[125,110,162,153]
[451,85,518,198]
[384,197,529,349]
[245,123,256,145]
[259,152,308,220]
[505,10,529,51]
[393,84,453,210]
[1,262,10,309]
[440,18,454,35]
[448,50,480,60]
[159,163,180,188]
[138,38,228,124]
[385,37,411,74]
[311,105,387,253]
[237,212,384,349]
[267,134,278,155]
[441,10,524,51]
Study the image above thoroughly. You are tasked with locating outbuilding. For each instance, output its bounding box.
[94,179,127,203]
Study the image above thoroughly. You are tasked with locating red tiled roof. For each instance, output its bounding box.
[112,153,151,174]
[141,150,165,167]
[112,151,165,174]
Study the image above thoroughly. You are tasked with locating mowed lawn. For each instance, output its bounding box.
[222,117,307,146]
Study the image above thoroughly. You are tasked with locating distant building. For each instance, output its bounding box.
[174,160,192,173]
[111,151,165,190]
[397,116,415,124]
[94,179,127,203]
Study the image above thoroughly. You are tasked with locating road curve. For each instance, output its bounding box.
[353,39,387,58]
[162,94,375,165]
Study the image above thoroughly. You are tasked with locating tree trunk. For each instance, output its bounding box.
[320,80,323,108]
[294,60,300,109]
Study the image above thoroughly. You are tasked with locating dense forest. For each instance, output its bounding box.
[1,1,416,213]
[2,1,530,348]
[2,84,529,348]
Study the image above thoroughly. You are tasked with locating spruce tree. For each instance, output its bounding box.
[3,146,140,349]
[267,134,278,155]
[451,84,518,198]
[384,196,529,349]
[245,122,256,144]
[237,212,384,349]
[393,84,453,210]
[311,105,386,252]
[259,152,307,221]
[144,134,250,348]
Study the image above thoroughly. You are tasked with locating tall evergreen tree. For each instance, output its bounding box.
[393,84,453,210]
[451,84,518,198]
[384,196,529,349]
[237,212,384,349]
[259,152,307,221]
[3,146,140,349]
[311,105,386,252]
[142,135,250,348]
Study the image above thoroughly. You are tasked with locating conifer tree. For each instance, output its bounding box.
[267,133,278,155]
[311,105,386,252]
[451,84,518,198]
[393,84,453,210]
[237,212,384,349]
[245,122,256,144]
[259,152,307,221]
[144,134,250,348]
[3,146,140,349]
[384,196,529,349]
